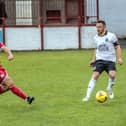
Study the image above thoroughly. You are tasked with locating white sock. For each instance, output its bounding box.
[85,78,96,98]
[107,78,115,89]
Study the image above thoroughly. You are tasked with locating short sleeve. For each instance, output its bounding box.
[111,33,118,43]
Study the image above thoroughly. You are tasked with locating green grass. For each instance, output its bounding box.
[0,50,126,126]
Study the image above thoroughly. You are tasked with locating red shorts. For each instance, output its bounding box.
[0,65,7,84]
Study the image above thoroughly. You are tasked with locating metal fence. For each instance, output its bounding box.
[0,0,99,26]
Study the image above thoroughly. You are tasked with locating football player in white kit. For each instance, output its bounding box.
[82,20,123,101]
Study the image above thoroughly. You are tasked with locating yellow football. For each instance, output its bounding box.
[96,90,108,103]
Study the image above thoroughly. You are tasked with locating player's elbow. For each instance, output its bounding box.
[115,45,121,50]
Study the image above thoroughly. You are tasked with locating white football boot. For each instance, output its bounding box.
[82,96,90,102]
[107,86,114,99]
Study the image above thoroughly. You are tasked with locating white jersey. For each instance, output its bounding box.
[94,31,118,62]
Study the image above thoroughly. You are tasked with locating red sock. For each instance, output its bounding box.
[9,84,27,100]
[0,86,9,94]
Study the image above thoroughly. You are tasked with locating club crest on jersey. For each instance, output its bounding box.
[105,38,109,42]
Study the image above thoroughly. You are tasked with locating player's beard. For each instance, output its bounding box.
[97,29,106,36]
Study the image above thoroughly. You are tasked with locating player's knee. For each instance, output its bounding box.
[109,72,116,79]
[92,72,100,80]
[3,77,14,87]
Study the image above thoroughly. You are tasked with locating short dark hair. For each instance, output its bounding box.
[97,20,106,26]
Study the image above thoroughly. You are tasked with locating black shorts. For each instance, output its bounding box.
[93,60,116,74]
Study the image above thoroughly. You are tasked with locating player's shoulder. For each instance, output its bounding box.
[107,31,117,38]
[107,31,118,42]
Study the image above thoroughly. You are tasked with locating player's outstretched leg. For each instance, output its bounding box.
[82,72,100,102]
[82,78,96,101]
[3,77,35,104]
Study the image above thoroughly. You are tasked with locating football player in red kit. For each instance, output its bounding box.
[0,42,35,104]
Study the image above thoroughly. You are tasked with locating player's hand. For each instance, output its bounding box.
[89,60,95,67]
[8,54,14,61]
[117,57,123,65]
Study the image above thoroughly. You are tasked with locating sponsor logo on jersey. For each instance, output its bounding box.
[98,44,109,51]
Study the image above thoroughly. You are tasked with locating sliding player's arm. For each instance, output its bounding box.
[89,49,96,67]
[115,44,123,65]
[1,44,14,61]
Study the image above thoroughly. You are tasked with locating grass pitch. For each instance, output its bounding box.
[0,50,126,126]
